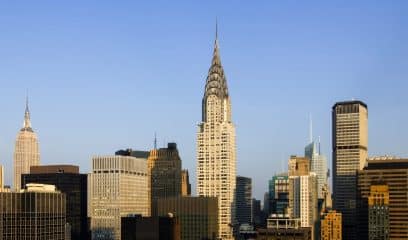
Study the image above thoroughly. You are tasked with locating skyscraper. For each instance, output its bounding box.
[236,176,252,226]
[332,100,368,240]
[288,156,318,240]
[13,98,40,191]
[356,157,407,239]
[181,169,191,196]
[196,25,236,239]
[88,155,149,240]
[148,142,182,215]
[0,183,66,240]
[305,139,328,200]
[22,165,88,239]
[268,173,289,215]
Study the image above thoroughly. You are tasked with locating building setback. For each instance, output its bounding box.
[148,143,182,215]
[236,176,252,225]
[121,214,181,240]
[0,184,66,240]
[332,100,368,240]
[196,26,236,240]
[13,98,40,191]
[357,157,407,239]
[88,155,149,240]
[157,196,218,240]
[22,165,88,240]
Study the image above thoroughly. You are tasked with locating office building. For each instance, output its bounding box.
[22,165,88,240]
[13,98,40,191]
[268,173,289,215]
[196,26,236,240]
[148,142,182,215]
[236,176,252,225]
[252,198,262,227]
[0,183,66,239]
[121,214,181,240]
[357,157,406,239]
[288,156,318,240]
[321,210,342,240]
[332,100,368,240]
[88,155,149,240]
[181,169,191,196]
[157,196,218,240]
[305,139,328,200]
[368,184,389,240]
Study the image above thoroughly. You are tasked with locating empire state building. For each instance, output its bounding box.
[13,98,40,191]
[197,27,236,240]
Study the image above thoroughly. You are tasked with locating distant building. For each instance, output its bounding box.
[181,169,191,196]
[236,176,252,225]
[0,183,66,239]
[121,214,181,240]
[257,214,311,240]
[332,100,368,240]
[148,143,182,215]
[368,184,389,240]
[357,157,408,239]
[115,148,150,159]
[305,139,328,200]
[321,210,342,240]
[22,164,88,240]
[157,196,218,240]
[268,173,289,215]
[252,198,262,227]
[288,156,318,240]
[13,98,40,191]
[88,155,149,240]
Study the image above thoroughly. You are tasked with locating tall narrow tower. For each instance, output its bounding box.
[13,98,40,191]
[332,100,368,240]
[197,25,236,240]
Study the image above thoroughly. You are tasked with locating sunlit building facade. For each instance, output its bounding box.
[13,99,40,191]
[88,155,149,240]
[196,29,236,239]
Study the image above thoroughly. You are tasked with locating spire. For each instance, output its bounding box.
[215,17,218,44]
[23,94,32,130]
[309,113,313,143]
[154,132,157,150]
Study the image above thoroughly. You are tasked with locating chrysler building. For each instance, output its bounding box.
[197,26,236,240]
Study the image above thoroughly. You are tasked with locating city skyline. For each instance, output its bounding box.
[1,1,408,200]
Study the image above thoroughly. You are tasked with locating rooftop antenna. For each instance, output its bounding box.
[318,136,321,154]
[154,132,157,150]
[309,113,313,143]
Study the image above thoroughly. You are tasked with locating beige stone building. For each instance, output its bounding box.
[288,156,318,240]
[13,99,40,191]
[88,155,149,240]
[148,142,182,215]
[332,100,368,240]
[321,210,342,240]
[196,28,236,240]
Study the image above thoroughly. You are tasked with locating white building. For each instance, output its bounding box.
[196,28,236,240]
[13,99,40,191]
[305,140,328,199]
[88,155,149,240]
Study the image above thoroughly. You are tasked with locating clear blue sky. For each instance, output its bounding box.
[0,1,407,200]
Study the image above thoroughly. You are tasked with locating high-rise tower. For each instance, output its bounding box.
[13,98,40,191]
[196,24,236,240]
[332,100,368,240]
